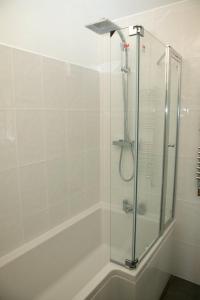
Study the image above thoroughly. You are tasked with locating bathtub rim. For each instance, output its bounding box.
[0,202,102,269]
[73,219,175,300]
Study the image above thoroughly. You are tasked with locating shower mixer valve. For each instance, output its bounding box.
[121,66,130,73]
[123,199,134,214]
[112,139,134,147]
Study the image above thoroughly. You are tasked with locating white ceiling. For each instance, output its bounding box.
[0,0,184,67]
[84,0,183,23]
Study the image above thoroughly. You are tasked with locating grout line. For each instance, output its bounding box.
[10,47,25,243]
[0,107,101,112]
[40,56,50,221]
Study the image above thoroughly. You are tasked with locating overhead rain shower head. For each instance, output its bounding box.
[85,18,126,43]
[85,18,120,35]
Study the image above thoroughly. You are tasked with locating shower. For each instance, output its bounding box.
[87,21,181,268]
[86,19,134,182]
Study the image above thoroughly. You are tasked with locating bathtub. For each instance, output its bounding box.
[110,207,161,264]
[85,270,135,300]
[74,218,174,300]
[0,203,174,300]
[0,204,108,300]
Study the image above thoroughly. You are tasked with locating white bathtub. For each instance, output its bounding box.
[110,207,161,263]
[0,203,174,300]
[74,219,174,300]
[0,204,108,300]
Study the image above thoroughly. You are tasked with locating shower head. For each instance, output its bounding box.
[85,18,120,35]
[85,18,126,43]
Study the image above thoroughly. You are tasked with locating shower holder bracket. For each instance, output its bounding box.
[129,25,144,37]
[125,258,139,269]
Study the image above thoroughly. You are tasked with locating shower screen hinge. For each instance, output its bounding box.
[125,258,139,269]
[129,25,144,37]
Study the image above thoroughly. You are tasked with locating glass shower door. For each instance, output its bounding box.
[134,30,166,260]
[162,48,181,227]
[110,27,137,265]
[110,26,181,267]
[110,26,167,266]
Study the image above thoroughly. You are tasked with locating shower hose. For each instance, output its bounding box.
[118,44,134,183]
[119,143,134,182]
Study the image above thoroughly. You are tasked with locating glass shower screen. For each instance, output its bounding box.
[110,26,180,267]
[134,30,166,260]
[110,27,136,265]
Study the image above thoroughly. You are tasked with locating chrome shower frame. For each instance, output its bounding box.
[160,45,182,234]
[130,36,182,266]
[119,26,181,268]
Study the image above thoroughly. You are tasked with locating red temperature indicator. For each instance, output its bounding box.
[123,43,130,49]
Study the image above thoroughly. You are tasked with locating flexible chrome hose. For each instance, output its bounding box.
[119,144,134,182]
[118,39,134,182]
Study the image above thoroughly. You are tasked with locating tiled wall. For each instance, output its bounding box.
[0,45,100,257]
[108,0,200,285]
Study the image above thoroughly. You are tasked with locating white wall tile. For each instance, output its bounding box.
[174,200,200,247]
[0,169,23,255]
[46,157,68,206]
[85,111,100,151]
[13,49,43,108]
[0,110,17,172]
[66,64,99,112]
[16,110,45,165]
[172,239,200,285]
[0,215,23,256]
[84,150,100,209]
[181,58,200,104]
[178,108,200,159]
[49,201,68,228]
[0,45,13,108]
[45,110,65,160]
[84,184,100,211]
[66,111,85,154]
[0,169,20,219]
[23,210,49,242]
[43,57,67,108]
[83,68,99,111]
[67,152,84,194]
[84,150,99,189]
[66,64,85,111]
[176,157,198,202]
[0,44,100,258]
[68,191,85,217]
[20,162,47,216]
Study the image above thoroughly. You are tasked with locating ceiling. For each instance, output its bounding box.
[0,0,184,67]
[84,0,183,23]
